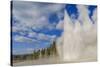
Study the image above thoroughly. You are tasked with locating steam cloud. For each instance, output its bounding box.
[56,5,97,62]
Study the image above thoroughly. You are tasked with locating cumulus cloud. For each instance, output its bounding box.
[12,1,64,47]
[13,32,56,43]
[38,33,56,42]
[13,35,36,43]
[12,1,65,32]
[28,31,37,38]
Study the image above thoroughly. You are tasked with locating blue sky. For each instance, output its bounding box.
[12,1,97,55]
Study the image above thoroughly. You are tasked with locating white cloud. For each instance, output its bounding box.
[13,31,56,43]
[12,1,65,32]
[28,31,37,38]
[38,33,48,40]
[12,1,64,45]
[13,35,37,43]
[38,33,56,41]
[57,11,64,19]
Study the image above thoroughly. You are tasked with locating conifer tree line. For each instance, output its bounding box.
[12,41,58,62]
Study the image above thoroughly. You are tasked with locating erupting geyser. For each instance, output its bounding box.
[56,5,97,62]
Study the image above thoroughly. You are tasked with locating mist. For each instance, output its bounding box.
[56,5,97,62]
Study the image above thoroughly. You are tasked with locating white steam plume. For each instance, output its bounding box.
[56,5,97,62]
